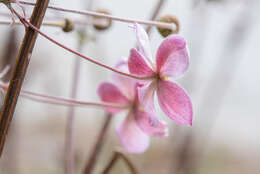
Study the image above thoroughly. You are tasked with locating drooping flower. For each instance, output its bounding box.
[128,23,193,126]
[98,61,168,154]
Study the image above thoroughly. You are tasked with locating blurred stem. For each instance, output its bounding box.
[0,29,19,174]
[65,0,94,173]
[0,19,110,29]
[65,44,82,174]
[83,113,113,174]
[101,151,138,174]
[175,3,254,174]
[0,0,49,157]
[146,0,167,34]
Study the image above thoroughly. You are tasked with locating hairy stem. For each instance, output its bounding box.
[12,11,154,81]
[0,0,50,156]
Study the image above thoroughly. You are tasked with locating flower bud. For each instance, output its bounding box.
[93,9,112,31]
[62,18,74,33]
[157,15,179,37]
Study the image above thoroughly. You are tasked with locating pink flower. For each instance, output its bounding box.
[98,62,168,154]
[128,23,193,126]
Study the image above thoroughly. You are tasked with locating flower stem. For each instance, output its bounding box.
[18,0,176,30]
[64,46,82,174]
[0,0,50,157]
[101,151,138,174]
[146,0,167,34]
[0,82,129,109]
[83,113,112,174]
[12,10,154,81]
[0,18,110,29]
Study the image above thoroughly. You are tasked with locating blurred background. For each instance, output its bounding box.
[0,0,259,173]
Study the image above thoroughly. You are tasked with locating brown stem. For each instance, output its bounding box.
[101,151,138,174]
[101,152,120,174]
[0,0,50,156]
[83,113,113,174]
[146,0,167,34]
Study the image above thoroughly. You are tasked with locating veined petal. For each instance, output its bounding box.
[137,81,156,113]
[157,80,193,126]
[133,23,153,65]
[135,109,168,137]
[98,82,130,114]
[156,35,189,79]
[112,61,137,100]
[116,112,150,154]
[128,48,155,76]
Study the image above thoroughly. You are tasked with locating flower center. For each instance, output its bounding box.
[155,73,168,82]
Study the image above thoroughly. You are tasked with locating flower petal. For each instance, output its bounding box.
[137,81,156,113]
[128,48,155,76]
[116,112,150,154]
[157,80,193,126]
[156,35,189,78]
[135,109,168,137]
[112,61,137,100]
[133,23,153,65]
[97,82,130,114]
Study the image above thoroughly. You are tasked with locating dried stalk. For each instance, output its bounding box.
[0,0,50,156]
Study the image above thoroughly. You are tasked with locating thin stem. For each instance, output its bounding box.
[146,0,167,34]
[101,151,138,174]
[12,10,154,81]
[18,0,176,30]
[0,0,50,157]
[0,82,129,109]
[0,19,110,28]
[83,113,112,174]
[0,20,63,27]
[101,152,120,174]
[65,49,81,174]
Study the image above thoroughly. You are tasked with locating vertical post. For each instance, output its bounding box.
[0,0,50,156]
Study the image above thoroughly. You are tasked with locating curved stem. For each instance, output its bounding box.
[0,82,129,109]
[12,10,154,81]
[18,0,176,30]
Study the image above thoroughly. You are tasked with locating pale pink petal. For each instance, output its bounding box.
[112,61,137,100]
[157,80,193,126]
[135,110,168,137]
[98,82,130,114]
[116,112,150,154]
[128,48,155,76]
[133,23,153,65]
[156,35,189,78]
[137,81,156,113]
